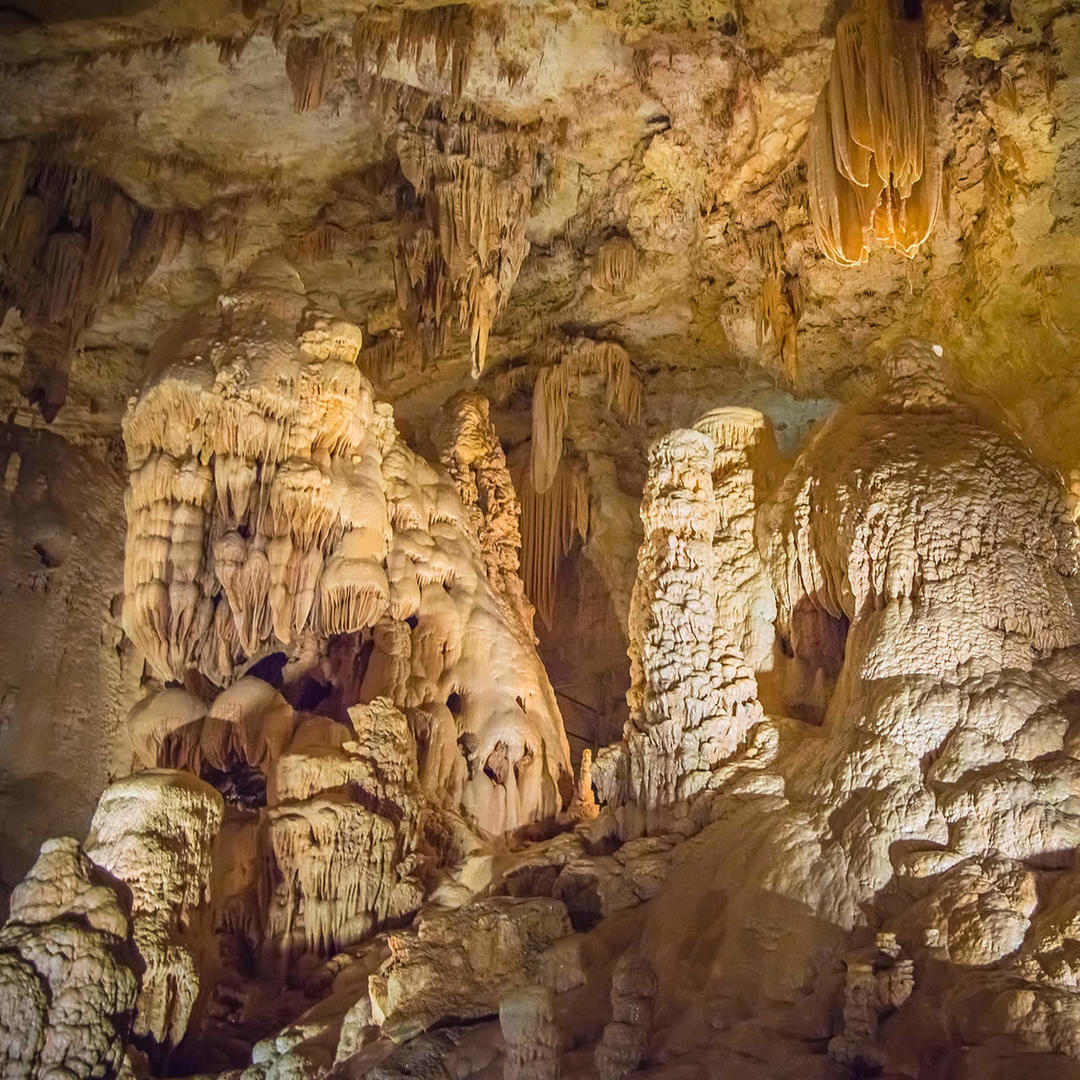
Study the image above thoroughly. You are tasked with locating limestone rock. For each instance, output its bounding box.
[0,837,138,1080]
[85,770,224,1057]
[369,898,573,1037]
[500,985,560,1080]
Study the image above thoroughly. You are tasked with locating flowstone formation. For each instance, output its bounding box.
[121,255,571,842]
[633,339,1080,1075]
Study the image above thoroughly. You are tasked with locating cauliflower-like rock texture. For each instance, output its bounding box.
[0,837,137,1080]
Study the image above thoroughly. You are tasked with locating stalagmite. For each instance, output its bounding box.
[0,838,138,1080]
[595,953,657,1080]
[828,934,914,1069]
[693,407,779,674]
[85,771,223,1058]
[807,0,942,264]
[594,421,763,832]
[500,985,560,1080]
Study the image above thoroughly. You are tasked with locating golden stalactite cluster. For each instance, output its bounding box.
[591,235,640,295]
[807,0,942,265]
[353,5,475,103]
[285,33,347,113]
[393,113,549,377]
[748,225,802,379]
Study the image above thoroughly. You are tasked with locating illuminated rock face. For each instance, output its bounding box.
[120,256,571,844]
[635,341,1080,1071]
[0,838,137,1080]
[13,336,1080,1079]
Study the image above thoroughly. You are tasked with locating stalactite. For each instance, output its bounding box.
[399,6,474,100]
[754,270,800,379]
[37,232,87,325]
[293,221,346,262]
[18,324,76,423]
[285,34,342,113]
[515,452,589,632]
[0,140,29,235]
[591,235,639,295]
[494,338,642,495]
[0,148,168,419]
[807,0,941,264]
[393,112,550,375]
[354,5,474,100]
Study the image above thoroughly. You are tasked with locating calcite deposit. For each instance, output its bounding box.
[5,3,1080,1079]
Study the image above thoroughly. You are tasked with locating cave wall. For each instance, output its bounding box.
[0,427,137,903]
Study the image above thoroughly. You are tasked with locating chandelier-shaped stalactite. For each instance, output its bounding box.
[353,5,475,102]
[807,0,942,265]
[392,113,551,376]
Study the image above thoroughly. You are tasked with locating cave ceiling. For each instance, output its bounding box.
[1,0,1078,471]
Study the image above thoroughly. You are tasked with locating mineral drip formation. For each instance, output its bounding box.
[85,771,223,1059]
[433,389,533,632]
[265,697,427,957]
[595,415,764,832]
[595,953,657,1080]
[638,339,1080,1069]
[495,338,642,627]
[393,113,550,374]
[0,145,177,419]
[495,338,642,496]
[0,838,137,1080]
[121,255,571,843]
[499,985,560,1080]
[807,0,942,264]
